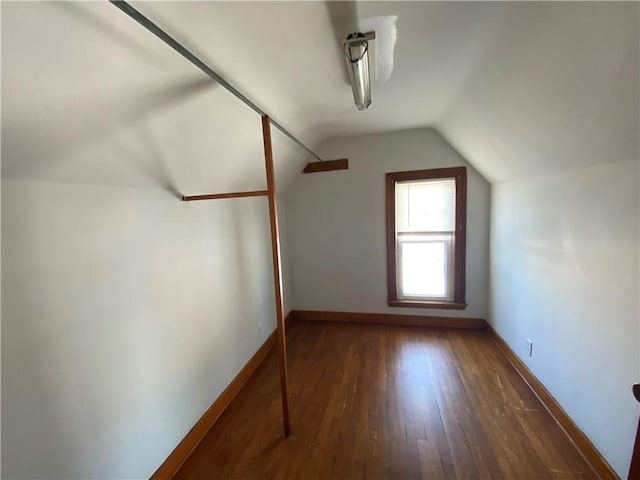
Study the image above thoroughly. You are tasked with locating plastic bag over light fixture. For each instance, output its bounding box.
[342,32,372,111]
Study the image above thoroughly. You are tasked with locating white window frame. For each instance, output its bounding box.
[396,233,454,301]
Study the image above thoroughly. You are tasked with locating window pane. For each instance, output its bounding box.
[400,241,448,297]
[396,179,455,232]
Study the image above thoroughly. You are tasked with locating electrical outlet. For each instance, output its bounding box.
[526,338,533,357]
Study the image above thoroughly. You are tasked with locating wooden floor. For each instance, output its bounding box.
[175,321,596,479]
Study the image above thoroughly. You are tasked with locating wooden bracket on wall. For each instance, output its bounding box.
[182,191,268,201]
[177,120,292,439]
[303,158,349,174]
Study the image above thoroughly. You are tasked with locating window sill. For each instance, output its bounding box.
[388,299,467,310]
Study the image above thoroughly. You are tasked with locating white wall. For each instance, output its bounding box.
[284,128,491,318]
[1,2,301,478]
[490,160,640,477]
[1,180,290,479]
[277,202,293,317]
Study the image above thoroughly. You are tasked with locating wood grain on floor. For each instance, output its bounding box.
[175,320,596,480]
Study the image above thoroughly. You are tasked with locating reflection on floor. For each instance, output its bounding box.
[176,320,595,479]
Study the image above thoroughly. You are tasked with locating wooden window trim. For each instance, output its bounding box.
[386,167,467,309]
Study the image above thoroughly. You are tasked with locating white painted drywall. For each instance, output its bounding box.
[136,1,638,187]
[1,179,286,478]
[4,1,634,188]
[278,202,293,317]
[439,2,639,184]
[0,1,306,196]
[284,128,490,318]
[1,2,301,478]
[490,160,640,477]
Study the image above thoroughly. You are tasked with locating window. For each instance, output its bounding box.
[386,167,467,309]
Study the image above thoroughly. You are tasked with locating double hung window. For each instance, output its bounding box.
[386,167,467,309]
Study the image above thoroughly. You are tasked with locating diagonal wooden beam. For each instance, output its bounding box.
[261,115,291,437]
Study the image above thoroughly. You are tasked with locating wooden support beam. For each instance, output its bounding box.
[303,158,348,174]
[630,384,640,479]
[182,190,268,201]
[261,115,291,437]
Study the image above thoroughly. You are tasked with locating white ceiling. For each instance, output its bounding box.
[130,1,515,144]
[438,2,639,182]
[2,1,638,189]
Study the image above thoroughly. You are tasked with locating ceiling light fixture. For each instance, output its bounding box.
[342,32,374,111]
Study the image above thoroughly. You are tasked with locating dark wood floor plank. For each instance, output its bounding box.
[447,331,552,479]
[451,332,594,479]
[438,332,504,480]
[411,335,458,479]
[174,321,594,480]
[428,339,481,479]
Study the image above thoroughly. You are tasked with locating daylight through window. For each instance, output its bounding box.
[386,167,467,309]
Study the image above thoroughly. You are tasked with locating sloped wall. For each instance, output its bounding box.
[439,2,639,185]
[1,2,301,478]
[284,128,490,319]
[490,160,640,477]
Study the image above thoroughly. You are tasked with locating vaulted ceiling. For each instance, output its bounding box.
[2,1,638,191]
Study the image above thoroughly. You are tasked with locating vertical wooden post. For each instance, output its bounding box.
[629,385,640,479]
[630,423,640,480]
[261,115,291,437]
